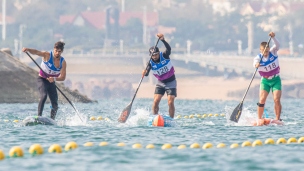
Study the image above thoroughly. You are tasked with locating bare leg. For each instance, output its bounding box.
[167,95,176,118]
[272,90,282,120]
[152,94,163,115]
[258,90,268,119]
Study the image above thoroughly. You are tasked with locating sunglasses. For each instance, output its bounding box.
[151,52,159,56]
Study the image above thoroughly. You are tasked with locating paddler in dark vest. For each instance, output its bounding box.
[142,33,176,118]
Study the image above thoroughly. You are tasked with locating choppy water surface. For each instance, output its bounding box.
[1,98,304,171]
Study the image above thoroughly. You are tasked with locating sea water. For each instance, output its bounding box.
[0,98,304,171]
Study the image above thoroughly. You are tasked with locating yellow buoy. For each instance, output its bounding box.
[0,150,5,160]
[146,144,155,149]
[230,143,239,149]
[84,142,94,147]
[202,114,207,118]
[241,141,251,147]
[276,138,287,144]
[196,114,201,118]
[105,117,111,121]
[252,140,263,147]
[13,120,19,123]
[190,143,200,149]
[177,144,186,149]
[298,137,304,143]
[97,116,103,120]
[90,116,96,121]
[184,116,189,119]
[29,144,44,155]
[287,137,297,144]
[176,115,181,119]
[99,142,108,146]
[202,143,213,149]
[217,143,226,148]
[264,138,275,145]
[9,146,24,157]
[189,115,194,119]
[117,142,125,147]
[208,114,213,117]
[132,143,142,149]
[161,143,172,150]
[221,114,226,117]
[214,114,219,117]
[4,119,9,122]
[65,141,78,151]
[48,144,62,153]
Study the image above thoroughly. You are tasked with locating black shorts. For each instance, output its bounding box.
[154,80,177,97]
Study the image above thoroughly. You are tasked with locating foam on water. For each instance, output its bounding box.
[225,105,289,126]
[225,105,263,126]
[120,108,150,127]
[57,111,88,126]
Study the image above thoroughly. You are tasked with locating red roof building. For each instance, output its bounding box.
[0,14,15,24]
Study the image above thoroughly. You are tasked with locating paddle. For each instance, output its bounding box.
[25,52,84,123]
[118,38,161,123]
[230,37,271,123]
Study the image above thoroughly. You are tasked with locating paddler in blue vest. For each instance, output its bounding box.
[22,41,67,120]
[142,33,176,118]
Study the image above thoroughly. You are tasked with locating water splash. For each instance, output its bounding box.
[123,108,150,127]
[57,112,88,126]
[225,105,256,126]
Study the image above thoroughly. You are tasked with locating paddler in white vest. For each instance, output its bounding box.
[22,41,67,120]
[253,32,282,126]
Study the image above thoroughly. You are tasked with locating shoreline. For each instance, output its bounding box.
[134,76,259,100]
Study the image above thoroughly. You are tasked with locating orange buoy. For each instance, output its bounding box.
[152,115,164,127]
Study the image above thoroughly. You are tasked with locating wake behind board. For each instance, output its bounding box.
[22,116,56,126]
[147,114,175,127]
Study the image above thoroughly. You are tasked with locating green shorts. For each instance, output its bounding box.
[260,76,282,93]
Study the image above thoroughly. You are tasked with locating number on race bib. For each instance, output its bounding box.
[264,63,277,71]
[157,66,169,75]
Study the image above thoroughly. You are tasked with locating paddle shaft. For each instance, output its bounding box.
[25,52,83,122]
[129,38,161,104]
[239,37,272,103]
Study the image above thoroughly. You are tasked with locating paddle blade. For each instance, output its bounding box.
[229,102,243,123]
[117,103,133,123]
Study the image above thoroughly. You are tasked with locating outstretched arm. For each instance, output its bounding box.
[269,32,280,56]
[57,60,67,81]
[142,63,152,77]
[22,48,49,58]
[157,33,171,59]
[253,55,260,68]
[162,39,171,58]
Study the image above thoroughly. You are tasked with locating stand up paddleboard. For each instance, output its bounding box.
[22,116,56,126]
[147,114,175,127]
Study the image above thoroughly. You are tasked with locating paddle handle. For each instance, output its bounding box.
[240,37,272,102]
